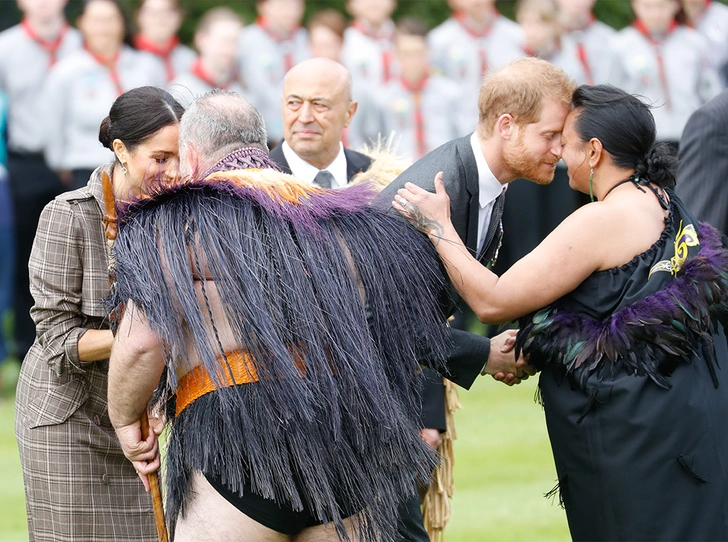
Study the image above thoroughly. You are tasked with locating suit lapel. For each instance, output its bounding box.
[344,148,373,182]
[269,144,293,174]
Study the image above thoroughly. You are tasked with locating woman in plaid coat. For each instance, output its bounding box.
[14,86,183,541]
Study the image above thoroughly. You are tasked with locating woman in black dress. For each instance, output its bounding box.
[394,85,728,541]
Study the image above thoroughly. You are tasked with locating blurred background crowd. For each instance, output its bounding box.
[1,0,727,372]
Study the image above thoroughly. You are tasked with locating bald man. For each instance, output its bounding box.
[270,57,371,188]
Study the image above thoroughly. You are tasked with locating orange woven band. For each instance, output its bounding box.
[175,351,259,417]
[174,349,306,416]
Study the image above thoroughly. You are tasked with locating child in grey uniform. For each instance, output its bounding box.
[681,0,728,86]
[134,0,195,83]
[238,0,309,144]
[556,0,619,85]
[170,8,249,108]
[611,0,721,143]
[0,0,81,361]
[429,0,524,137]
[375,18,461,160]
[42,0,164,190]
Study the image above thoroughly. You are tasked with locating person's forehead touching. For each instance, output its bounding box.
[534,100,569,134]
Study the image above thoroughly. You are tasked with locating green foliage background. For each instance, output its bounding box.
[0,0,688,40]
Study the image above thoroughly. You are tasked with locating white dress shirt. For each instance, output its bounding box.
[470,132,506,254]
[280,141,349,188]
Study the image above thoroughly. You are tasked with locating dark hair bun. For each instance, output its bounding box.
[634,142,677,189]
[98,116,114,150]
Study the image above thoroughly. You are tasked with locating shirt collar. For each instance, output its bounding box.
[470,132,504,208]
[281,141,349,188]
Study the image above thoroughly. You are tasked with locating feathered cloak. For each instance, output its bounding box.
[513,193,728,540]
[110,168,451,541]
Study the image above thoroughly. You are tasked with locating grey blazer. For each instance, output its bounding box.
[378,135,506,309]
[676,90,728,235]
[376,135,506,390]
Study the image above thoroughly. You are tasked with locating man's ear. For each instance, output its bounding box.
[183,143,199,176]
[496,114,515,140]
[588,138,604,169]
[344,100,358,128]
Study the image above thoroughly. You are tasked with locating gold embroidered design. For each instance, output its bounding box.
[649,221,699,279]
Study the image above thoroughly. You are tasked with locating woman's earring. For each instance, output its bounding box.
[120,163,128,175]
[589,168,595,202]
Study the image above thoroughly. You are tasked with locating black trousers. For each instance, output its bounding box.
[396,493,429,542]
[7,152,64,359]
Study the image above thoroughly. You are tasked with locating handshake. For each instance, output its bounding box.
[481,329,537,386]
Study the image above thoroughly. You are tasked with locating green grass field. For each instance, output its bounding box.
[0,361,569,541]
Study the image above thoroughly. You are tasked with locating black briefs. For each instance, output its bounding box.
[204,472,360,535]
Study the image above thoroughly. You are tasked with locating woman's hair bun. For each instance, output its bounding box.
[634,142,677,189]
[98,116,114,150]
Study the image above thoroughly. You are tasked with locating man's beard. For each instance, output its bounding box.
[502,132,557,185]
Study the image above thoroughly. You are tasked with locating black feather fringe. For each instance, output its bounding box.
[516,222,728,391]
[110,173,450,541]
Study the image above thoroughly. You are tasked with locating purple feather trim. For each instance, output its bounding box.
[517,222,728,389]
[117,169,379,229]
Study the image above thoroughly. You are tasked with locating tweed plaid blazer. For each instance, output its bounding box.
[15,164,156,541]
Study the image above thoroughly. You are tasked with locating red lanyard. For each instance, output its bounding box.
[21,19,69,67]
[633,19,678,111]
[352,19,394,82]
[134,34,179,82]
[401,75,429,159]
[571,13,596,85]
[190,58,231,90]
[257,16,297,72]
[454,10,496,76]
[86,45,123,97]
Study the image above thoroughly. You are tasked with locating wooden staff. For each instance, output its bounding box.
[102,171,167,542]
[140,411,168,542]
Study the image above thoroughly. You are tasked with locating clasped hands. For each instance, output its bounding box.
[484,329,536,386]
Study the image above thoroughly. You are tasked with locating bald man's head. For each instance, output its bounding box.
[281,59,358,170]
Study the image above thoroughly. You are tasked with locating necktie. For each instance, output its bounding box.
[314,170,334,189]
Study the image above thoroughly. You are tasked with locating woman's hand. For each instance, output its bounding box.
[393,172,451,242]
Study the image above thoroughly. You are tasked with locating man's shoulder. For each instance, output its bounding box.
[380,135,473,196]
[613,26,641,48]
[591,20,617,38]
[686,90,728,129]
[493,15,521,37]
[0,24,22,47]
[268,142,292,173]
[428,18,458,45]
[707,0,728,21]
[405,136,471,170]
[344,147,372,169]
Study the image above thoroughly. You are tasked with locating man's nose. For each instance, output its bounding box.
[552,137,563,158]
[298,102,315,123]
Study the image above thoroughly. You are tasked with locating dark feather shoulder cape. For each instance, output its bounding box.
[516,222,728,390]
[110,169,450,541]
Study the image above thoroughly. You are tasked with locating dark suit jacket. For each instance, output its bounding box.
[269,143,372,182]
[676,90,728,235]
[376,135,507,391]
